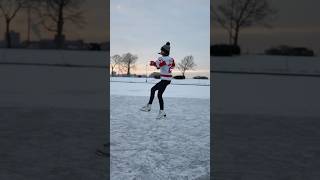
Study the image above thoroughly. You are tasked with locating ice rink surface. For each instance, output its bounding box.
[110,79,210,180]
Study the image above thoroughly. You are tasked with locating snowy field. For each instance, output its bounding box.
[212,57,320,179]
[111,77,209,99]
[110,78,210,179]
[213,73,320,179]
[0,50,108,180]
[212,55,320,123]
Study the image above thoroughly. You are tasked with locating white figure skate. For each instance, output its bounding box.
[156,110,167,120]
[140,104,151,112]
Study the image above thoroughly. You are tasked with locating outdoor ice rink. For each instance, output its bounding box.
[110,78,210,179]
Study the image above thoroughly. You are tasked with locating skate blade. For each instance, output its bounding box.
[156,115,167,120]
[140,108,151,112]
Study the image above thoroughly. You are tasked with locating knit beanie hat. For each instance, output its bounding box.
[159,42,170,56]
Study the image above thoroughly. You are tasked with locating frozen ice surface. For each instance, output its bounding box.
[110,79,210,179]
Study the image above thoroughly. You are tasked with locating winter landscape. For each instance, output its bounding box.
[0,49,108,180]
[110,77,210,179]
[110,0,211,178]
[212,55,320,179]
[3,47,320,180]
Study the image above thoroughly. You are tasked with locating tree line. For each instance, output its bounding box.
[212,0,276,49]
[111,53,196,78]
[0,0,86,48]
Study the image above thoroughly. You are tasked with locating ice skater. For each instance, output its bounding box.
[140,42,175,119]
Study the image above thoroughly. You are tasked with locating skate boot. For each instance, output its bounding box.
[156,110,167,120]
[140,104,151,112]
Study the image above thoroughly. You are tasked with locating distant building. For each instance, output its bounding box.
[21,41,40,49]
[4,31,21,48]
[39,39,56,49]
[100,42,110,51]
[65,40,85,50]
[0,40,5,48]
[0,35,107,51]
[54,34,65,48]
[265,45,314,57]
[88,43,101,51]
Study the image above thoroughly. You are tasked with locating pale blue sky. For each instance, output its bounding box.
[111,0,210,76]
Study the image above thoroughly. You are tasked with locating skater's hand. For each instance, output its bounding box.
[149,61,156,66]
[171,60,175,67]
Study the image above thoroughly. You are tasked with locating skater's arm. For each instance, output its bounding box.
[150,57,164,69]
[156,57,166,68]
[149,61,158,68]
[171,58,175,68]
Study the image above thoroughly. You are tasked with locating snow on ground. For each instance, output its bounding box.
[212,66,320,179]
[213,72,320,117]
[0,51,108,180]
[213,113,320,180]
[111,77,210,99]
[110,78,210,179]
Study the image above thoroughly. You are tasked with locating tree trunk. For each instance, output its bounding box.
[111,66,114,76]
[127,63,130,76]
[27,6,31,46]
[55,3,65,49]
[5,19,11,48]
[228,31,233,45]
[233,26,240,47]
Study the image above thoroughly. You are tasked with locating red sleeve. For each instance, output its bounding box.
[159,60,166,67]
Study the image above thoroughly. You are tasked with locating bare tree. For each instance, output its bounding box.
[177,55,196,78]
[24,0,41,45]
[0,0,26,48]
[120,53,138,76]
[39,0,86,49]
[111,54,122,76]
[212,0,276,46]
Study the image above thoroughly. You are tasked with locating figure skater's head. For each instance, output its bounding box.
[158,42,170,56]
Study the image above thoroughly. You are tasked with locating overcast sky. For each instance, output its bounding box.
[111,0,210,76]
[212,0,320,54]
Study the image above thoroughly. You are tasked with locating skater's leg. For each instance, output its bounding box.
[157,80,170,110]
[148,81,161,104]
[158,91,164,110]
